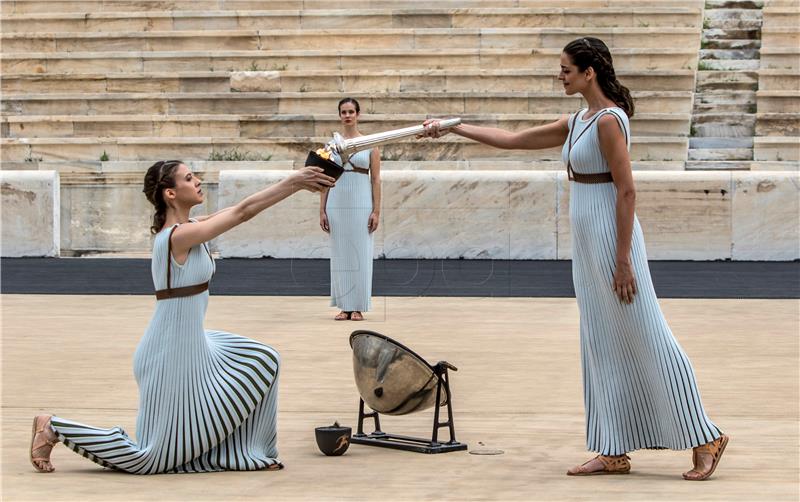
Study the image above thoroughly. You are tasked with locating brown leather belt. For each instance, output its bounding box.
[155,281,209,300]
[566,108,626,185]
[349,167,369,175]
[154,224,214,300]
[569,171,614,184]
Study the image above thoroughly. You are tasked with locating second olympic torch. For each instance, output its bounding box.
[305,118,462,179]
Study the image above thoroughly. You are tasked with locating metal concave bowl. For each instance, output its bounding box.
[350,330,447,416]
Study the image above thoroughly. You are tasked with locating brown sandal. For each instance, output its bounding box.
[350,311,364,321]
[567,454,631,476]
[683,434,729,481]
[30,415,58,473]
[334,311,351,321]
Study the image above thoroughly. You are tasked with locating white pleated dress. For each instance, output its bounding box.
[326,149,375,312]
[565,107,722,456]
[50,224,282,474]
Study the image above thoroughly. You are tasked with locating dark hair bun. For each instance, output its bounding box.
[143,160,182,234]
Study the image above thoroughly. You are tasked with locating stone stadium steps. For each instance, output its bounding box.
[695,70,758,91]
[757,91,800,113]
[761,6,800,26]
[0,135,689,163]
[0,7,702,33]
[0,90,693,116]
[757,70,800,91]
[683,160,796,171]
[1,113,691,138]
[6,160,689,183]
[1,48,698,74]
[755,114,800,136]
[756,1,799,167]
[1,27,702,53]
[761,26,800,47]
[754,136,800,162]
[1,89,691,116]
[0,69,696,94]
[760,46,800,69]
[0,0,705,15]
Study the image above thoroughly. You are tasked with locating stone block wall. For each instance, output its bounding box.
[0,170,59,256]
[215,170,799,261]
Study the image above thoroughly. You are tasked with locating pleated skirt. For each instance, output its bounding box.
[570,182,722,455]
[50,296,282,474]
[326,171,374,312]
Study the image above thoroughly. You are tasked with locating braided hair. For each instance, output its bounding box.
[562,37,635,117]
[142,160,182,234]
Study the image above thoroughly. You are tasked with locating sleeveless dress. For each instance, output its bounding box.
[564,107,723,456]
[326,148,375,312]
[49,224,282,473]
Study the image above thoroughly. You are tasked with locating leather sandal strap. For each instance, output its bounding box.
[598,455,629,471]
[32,432,57,450]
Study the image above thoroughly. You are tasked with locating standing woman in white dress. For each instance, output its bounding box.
[421,37,728,481]
[28,160,334,474]
[320,98,382,321]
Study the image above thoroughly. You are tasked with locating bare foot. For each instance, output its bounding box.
[683,435,729,481]
[567,454,630,476]
[351,311,364,321]
[30,415,59,473]
[334,311,351,321]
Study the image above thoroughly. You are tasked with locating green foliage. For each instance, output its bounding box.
[208,148,272,161]
[100,150,110,161]
[697,61,714,71]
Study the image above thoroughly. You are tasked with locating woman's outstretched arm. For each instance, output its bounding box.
[171,167,334,255]
[422,116,570,150]
[193,206,234,222]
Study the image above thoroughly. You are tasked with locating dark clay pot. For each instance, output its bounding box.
[315,424,352,456]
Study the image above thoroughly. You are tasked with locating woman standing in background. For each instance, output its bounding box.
[320,98,381,321]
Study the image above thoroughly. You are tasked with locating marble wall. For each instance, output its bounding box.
[216,170,799,261]
[1,170,60,257]
[2,170,797,260]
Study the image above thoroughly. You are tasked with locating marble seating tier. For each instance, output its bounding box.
[0,0,707,15]
[0,7,703,33]
[1,27,704,53]
[0,69,696,95]
[1,69,696,95]
[756,4,799,168]
[1,2,706,176]
[2,113,692,139]
[1,48,700,74]
[0,135,691,163]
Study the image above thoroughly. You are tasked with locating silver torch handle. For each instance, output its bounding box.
[327,118,462,164]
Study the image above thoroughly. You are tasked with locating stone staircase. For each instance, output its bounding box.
[687,0,762,169]
[688,0,799,170]
[1,2,702,173]
[756,0,800,165]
